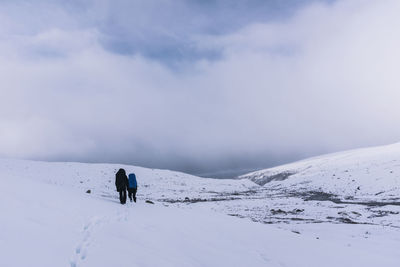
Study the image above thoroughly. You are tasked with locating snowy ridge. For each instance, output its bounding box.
[240,143,400,201]
[0,158,256,202]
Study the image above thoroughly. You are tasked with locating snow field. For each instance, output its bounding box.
[2,149,400,267]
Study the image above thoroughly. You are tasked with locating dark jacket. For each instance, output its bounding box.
[115,169,128,192]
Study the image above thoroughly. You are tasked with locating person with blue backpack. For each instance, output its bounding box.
[128,172,138,202]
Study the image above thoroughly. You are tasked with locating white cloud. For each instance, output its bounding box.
[1,0,400,174]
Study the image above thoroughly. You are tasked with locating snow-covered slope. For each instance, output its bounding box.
[1,154,400,267]
[0,158,256,202]
[241,143,400,201]
[3,171,397,267]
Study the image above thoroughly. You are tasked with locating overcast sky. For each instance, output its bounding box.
[1,0,400,177]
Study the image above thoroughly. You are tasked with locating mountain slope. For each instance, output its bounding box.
[3,171,397,267]
[0,158,256,202]
[1,156,400,266]
[240,143,400,201]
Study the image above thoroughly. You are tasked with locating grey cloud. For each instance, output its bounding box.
[2,0,331,63]
[1,0,399,177]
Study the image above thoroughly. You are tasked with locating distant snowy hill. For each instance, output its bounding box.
[0,158,255,202]
[1,149,400,267]
[240,143,400,202]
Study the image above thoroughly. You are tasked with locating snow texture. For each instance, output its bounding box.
[2,143,400,266]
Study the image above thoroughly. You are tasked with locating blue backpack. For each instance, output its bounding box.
[128,173,137,188]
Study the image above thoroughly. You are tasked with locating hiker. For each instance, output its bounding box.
[128,172,138,202]
[115,168,128,204]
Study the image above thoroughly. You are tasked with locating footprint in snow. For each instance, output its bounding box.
[70,217,102,267]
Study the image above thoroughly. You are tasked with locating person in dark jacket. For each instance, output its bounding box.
[128,173,138,202]
[115,168,128,204]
